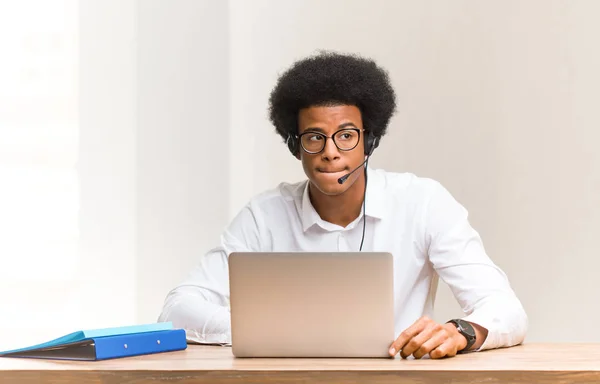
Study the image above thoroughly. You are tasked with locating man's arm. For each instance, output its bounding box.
[424,181,528,351]
[158,205,263,345]
[389,182,527,359]
[158,246,233,344]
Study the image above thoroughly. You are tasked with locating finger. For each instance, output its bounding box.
[413,328,449,359]
[389,316,432,356]
[401,323,444,359]
[429,338,459,359]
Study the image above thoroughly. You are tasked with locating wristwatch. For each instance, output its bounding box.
[446,319,476,353]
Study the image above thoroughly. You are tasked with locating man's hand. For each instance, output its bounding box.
[388,316,468,359]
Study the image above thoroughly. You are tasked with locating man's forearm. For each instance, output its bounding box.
[159,287,232,344]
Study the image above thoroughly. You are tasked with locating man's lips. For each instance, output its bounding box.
[317,168,347,174]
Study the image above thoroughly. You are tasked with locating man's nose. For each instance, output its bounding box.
[321,137,340,160]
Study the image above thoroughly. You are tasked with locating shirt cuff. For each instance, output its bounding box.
[184,329,231,346]
[461,311,500,351]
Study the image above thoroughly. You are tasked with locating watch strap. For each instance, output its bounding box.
[447,319,476,353]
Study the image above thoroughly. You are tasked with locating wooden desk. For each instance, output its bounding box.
[1,343,599,383]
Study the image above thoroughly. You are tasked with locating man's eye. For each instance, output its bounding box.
[339,133,351,140]
[308,135,323,141]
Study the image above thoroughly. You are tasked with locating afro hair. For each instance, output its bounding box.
[268,51,397,144]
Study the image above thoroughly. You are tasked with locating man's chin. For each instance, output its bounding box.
[314,185,346,196]
[310,176,352,196]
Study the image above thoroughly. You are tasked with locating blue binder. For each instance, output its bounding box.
[0,323,187,361]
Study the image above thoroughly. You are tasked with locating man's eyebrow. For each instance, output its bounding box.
[338,122,357,129]
[303,127,326,133]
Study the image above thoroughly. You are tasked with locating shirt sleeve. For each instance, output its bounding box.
[423,182,528,351]
[158,204,262,345]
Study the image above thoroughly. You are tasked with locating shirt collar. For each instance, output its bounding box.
[300,166,386,232]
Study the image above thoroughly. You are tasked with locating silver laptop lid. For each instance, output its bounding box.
[229,252,395,358]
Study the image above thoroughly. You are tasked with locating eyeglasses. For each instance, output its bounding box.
[298,128,363,154]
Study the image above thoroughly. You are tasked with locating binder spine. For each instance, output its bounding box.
[93,330,187,360]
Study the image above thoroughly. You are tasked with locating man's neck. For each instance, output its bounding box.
[308,172,366,228]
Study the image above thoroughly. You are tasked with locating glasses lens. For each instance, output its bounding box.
[301,132,325,153]
[333,129,360,150]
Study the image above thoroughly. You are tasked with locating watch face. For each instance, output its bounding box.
[449,319,476,352]
[455,320,475,337]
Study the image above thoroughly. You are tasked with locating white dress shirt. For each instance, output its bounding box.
[158,167,527,351]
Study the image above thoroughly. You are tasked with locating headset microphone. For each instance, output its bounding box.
[337,157,369,184]
[337,136,378,185]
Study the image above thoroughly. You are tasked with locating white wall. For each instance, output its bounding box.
[78,0,230,328]
[79,0,137,328]
[78,0,600,342]
[382,0,600,342]
[136,0,230,322]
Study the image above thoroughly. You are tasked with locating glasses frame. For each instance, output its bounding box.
[297,128,364,154]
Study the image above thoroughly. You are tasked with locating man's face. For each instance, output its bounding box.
[297,104,366,196]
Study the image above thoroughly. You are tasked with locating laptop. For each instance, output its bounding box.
[228,252,395,358]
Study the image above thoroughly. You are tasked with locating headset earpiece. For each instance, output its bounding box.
[364,131,380,155]
[287,134,299,156]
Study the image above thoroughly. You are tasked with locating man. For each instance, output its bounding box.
[159,52,527,359]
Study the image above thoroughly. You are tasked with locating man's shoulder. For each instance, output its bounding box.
[246,179,306,209]
[372,169,460,221]
[227,180,305,232]
[371,168,444,197]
